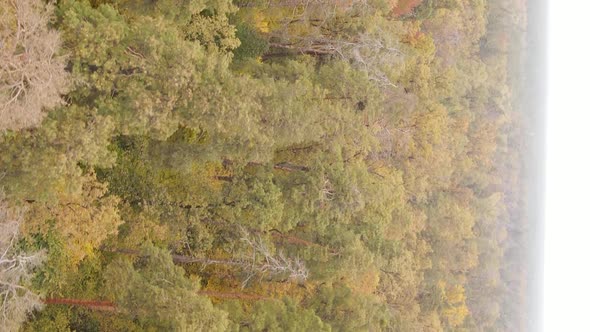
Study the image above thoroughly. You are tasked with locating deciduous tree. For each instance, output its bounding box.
[0,0,70,131]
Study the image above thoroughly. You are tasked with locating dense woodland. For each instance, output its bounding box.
[0,0,528,330]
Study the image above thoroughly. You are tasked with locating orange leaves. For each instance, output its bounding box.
[23,172,122,264]
[348,266,380,295]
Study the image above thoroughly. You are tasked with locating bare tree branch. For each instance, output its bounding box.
[0,0,70,131]
[0,193,46,332]
[239,227,308,288]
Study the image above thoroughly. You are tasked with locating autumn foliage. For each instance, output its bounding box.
[0,0,527,330]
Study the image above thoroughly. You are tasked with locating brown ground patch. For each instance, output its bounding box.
[392,0,423,17]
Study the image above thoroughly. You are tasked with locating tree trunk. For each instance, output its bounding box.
[273,162,310,172]
[197,290,269,300]
[43,298,116,311]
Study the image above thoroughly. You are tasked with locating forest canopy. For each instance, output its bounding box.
[0,0,527,330]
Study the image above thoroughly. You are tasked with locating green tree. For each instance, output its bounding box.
[309,283,392,331]
[222,298,329,332]
[104,246,229,331]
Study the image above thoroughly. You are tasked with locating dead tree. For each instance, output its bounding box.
[0,196,46,331]
[0,0,70,131]
[239,228,309,288]
[270,30,402,88]
[106,228,309,290]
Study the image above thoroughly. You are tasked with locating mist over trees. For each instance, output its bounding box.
[0,0,527,330]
